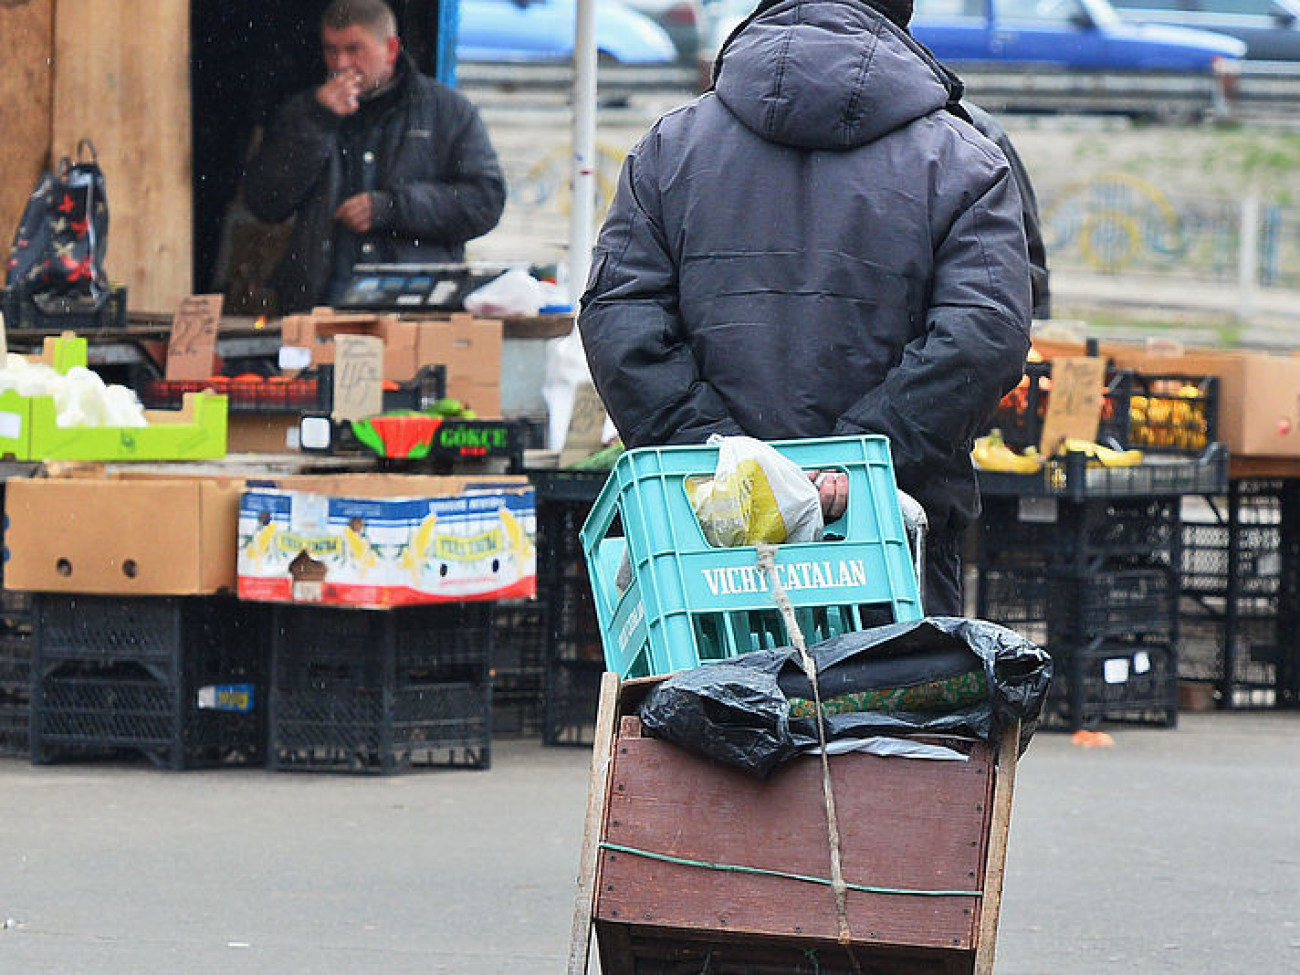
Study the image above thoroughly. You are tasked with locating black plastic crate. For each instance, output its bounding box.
[0,590,34,627]
[1181,486,1282,599]
[1040,638,1178,731]
[271,602,489,686]
[979,495,1181,574]
[272,684,488,772]
[535,496,605,746]
[527,469,608,504]
[1047,568,1176,645]
[0,629,31,689]
[977,443,1228,502]
[0,692,28,757]
[544,657,603,746]
[1,283,128,330]
[268,602,492,773]
[490,599,546,737]
[974,567,1048,647]
[1126,374,1218,455]
[30,595,266,769]
[1177,481,1298,708]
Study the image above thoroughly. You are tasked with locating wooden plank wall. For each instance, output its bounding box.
[52,0,193,315]
[0,0,54,274]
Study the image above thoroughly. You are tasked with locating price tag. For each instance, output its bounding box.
[165,294,224,380]
[332,333,384,422]
[1038,356,1108,457]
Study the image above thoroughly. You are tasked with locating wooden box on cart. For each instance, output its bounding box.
[569,673,1019,975]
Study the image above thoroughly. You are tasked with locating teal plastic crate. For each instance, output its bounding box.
[580,436,923,679]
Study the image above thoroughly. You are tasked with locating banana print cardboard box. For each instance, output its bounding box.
[237,474,535,608]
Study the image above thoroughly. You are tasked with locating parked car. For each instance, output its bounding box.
[1110,0,1300,62]
[624,0,707,61]
[701,0,1244,75]
[910,0,1246,72]
[456,0,678,64]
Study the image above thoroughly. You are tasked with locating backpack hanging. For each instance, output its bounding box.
[5,139,111,315]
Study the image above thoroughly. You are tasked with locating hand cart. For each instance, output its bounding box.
[568,436,1020,973]
[568,674,1019,974]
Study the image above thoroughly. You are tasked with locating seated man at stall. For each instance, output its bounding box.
[243,0,506,314]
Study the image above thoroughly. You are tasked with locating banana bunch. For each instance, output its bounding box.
[1130,385,1208,451]
[972,430,1043,474]
[1057,438,1144,468]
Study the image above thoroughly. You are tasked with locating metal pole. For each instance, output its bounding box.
[570,0,598,308]
[1237,194,1259,322]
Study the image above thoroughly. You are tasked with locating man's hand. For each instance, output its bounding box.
[810,470,848,521]
[335,193,374,233]
[316,68,364,116]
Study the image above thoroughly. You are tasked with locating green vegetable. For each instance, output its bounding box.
[570,441,624,471]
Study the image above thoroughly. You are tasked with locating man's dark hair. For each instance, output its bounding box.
[322,0,397,38]
[865,0,914,29]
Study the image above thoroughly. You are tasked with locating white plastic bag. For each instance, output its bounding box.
[686,435,823,548]
[542,325,617,452]
[462,268,545,318]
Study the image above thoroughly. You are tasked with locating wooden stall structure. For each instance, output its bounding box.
[1,0,193,316]
[0,0,457,319]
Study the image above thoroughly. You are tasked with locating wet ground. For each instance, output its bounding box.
[2,709,1298,973]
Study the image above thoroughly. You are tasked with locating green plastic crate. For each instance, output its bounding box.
[580,436,922,679]
[0,333,227,461]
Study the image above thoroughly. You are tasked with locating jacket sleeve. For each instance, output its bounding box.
[243,93,339,224]
[963,103,1050,319]
[371,96,506,245]
[578,133,744,447]
[833,156,1032,491]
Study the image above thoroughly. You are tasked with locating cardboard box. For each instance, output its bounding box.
[236,474,535,608]
[280,311,421,382]
[226,413,300,453]
[4,477,243,595]
[1102,344,1300,459]
[413,314,503,417]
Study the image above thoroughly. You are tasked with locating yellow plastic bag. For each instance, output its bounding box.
[686,436,823,548]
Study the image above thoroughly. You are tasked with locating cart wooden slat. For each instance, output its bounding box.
[569,673,1019,974]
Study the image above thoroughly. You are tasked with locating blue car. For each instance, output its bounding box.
[1111,0,1300,62]
[456,0,679,63]
[911,0,1246,72]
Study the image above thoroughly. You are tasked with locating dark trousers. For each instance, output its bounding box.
[922,528,964,617]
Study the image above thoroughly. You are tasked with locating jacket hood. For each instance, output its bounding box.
[714,0,954,150]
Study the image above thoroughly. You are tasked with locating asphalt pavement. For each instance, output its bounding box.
[3,709,1299,974]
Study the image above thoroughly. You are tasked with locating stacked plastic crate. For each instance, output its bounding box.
[529,470,608,746]
[1179,480,1300,708]
[0,591,32,758]
[267,601,493,772]
[488,599,547,736]
[29,595,266,768]
[976,366,1228,730]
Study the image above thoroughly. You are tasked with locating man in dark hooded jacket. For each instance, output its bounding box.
[578,0,1032,615]
[243,0,505,313]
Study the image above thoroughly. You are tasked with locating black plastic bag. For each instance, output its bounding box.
[639,616,1052,777]
[6,139,111,314]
